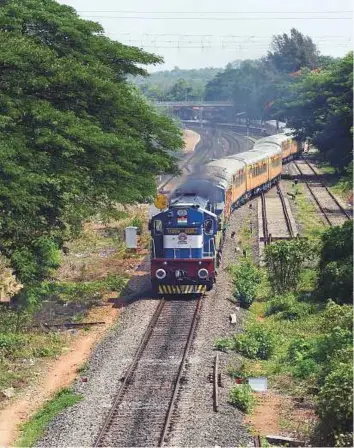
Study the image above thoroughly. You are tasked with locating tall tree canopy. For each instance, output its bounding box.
[277,52,353,170]
[204,29,320,119]
[134,66,220,101]
[267,28,319,73]
[0,0,183,295]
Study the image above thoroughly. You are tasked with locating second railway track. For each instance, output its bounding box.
[260,183,297,245]
[95,296,202,447]
[292,158,351,226]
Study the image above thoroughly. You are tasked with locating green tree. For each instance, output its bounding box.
[276,53,353,170]
[264,239,314,294]
[205,67,238,101]
[133,67,220,101]
[267,28,319,73]
[317,221,353,304]
[317,362,353,446]
[0,0,183,305]
[166,78,201,101]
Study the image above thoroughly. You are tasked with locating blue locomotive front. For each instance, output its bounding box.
[150,194,219,294]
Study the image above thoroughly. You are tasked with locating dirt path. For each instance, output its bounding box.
[183,129,200,154]
[0,303,120,446]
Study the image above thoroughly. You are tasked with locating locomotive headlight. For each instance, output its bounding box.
[155,269,167,280]
[198,268,209,279]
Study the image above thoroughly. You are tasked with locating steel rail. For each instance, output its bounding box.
[94,298,166,447]
[261,192,269,244]
[223,132,241,153]
[276,182,295,238]
[293,160,333,226]
[159,296,203,446]
[213,353,219,412]
[301,158,351,220]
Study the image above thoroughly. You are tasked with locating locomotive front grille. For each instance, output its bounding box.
[158,284,207,294]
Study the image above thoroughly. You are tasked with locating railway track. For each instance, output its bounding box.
[95,297,202,447]
[292,158,351,226]
[260,183,297,245]
[223,132,242,154]
[158,130,247,194]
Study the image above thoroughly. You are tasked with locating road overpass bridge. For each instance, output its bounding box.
[154,101,234,108]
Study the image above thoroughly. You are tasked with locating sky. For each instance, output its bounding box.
[58,0,353,71]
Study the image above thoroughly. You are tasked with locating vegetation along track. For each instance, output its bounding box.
[293,158,351,226]
[260,183,296,244]
[95,296,203,447]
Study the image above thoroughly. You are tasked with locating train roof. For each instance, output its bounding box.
[204,158,245,183]
[250,142,282,157]
[255,132,293,148]
[229,148,275,165]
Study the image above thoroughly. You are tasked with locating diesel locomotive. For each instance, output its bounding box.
[149,132,301,294]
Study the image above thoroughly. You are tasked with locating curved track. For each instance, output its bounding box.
[95,297,202,447]
[159,129,248,195]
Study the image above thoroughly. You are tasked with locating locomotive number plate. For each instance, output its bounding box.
[166,228,198,234]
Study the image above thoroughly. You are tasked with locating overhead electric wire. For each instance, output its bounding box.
[82,16,352,20]
[78,10,353,14]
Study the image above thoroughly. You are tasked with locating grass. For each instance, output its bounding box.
[314,159,352,204]
[76,361,89,374]
[237,217,253,256]
[17,388,82,447]
[229,384,255,413]
[293,184,326,238]
[330,178,353,203]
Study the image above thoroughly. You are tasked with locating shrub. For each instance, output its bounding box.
[215,338,232,352]
[317,221,353,304]
[0,333,27,357]
[265,293,297,316]
[229,384,255,412]
[130,216,143,235]
[231,260,261,308]
[320,300,352,332]
[279,302,312,321]
[265,293,314,320]
[292,358,318,379]
[287,337,314,363]
[316,361,353,447]
[104,274,127,292]
[264,239,315,294]
[234,326,274,360]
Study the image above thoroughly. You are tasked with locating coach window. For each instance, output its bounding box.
[154,220,163,235]
[204,219,213,234]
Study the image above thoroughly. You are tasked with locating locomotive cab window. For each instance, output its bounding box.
[204,219,213,234]
[154,220,163,235]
